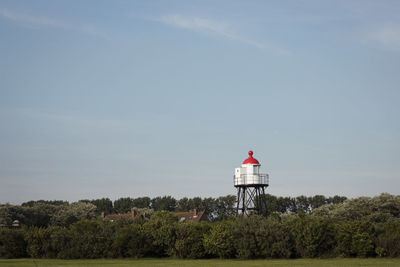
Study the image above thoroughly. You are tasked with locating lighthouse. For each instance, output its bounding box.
[234,150,269,215]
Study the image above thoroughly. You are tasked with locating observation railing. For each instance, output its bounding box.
[234,173,269,186]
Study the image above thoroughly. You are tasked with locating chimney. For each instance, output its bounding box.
[101,212,105,219]
[193,208,197,216]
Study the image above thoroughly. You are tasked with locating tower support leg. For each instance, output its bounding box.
[236,185,268,216]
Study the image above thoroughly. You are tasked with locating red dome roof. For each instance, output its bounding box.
[242,150,260,164]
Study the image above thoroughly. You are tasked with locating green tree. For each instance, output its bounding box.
[21,200,67,207]
[50,202,96,227]
[335,221,374,257]
[188,197,203,210]
[309,195,327,211]
[312,193,400,223]
[256,217,295,258]
[49,227,72,259]
[0,204,24,226]
[374,221,400,257]
[89,198,113,215]
[0,228,27,258]
[23,203,59,227]
[204,221,235,258]
[289,214,336,258]
[66,220,114,258]
[214,195,236,220]
[132,197,151,209]
[173,222,210,258]
[296,196,311,214]
[143,211,178,257]
[151,196,176,211]
[113,222,152,257]
[263,194,279,214]
[328,195,347,204]
[201,197,217,220]
[232,215,263,259]
[25,227,51,258]
[176,197,190,212]
[113,197,134,214]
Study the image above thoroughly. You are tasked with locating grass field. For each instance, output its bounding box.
[0,258,400,267]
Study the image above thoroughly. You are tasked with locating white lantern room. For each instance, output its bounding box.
[234,150,269,186]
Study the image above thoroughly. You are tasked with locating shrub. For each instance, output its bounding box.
[0,228,27,258]
[204,221,235,258]
[257,217,294,258]
[374,221,400,257]
[66,219,114,259]
[113,223,153,258]
[173,222,210,258]
[335,221,374,257]
[289,214,336,258]
[143,211,178,257]
[25,227,53,258]
[232,215,263,259]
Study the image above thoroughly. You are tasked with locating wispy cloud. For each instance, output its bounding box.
[0,7,69,28]
[0,7,108,39]
[158,14,289,55]
[367,26,400,51]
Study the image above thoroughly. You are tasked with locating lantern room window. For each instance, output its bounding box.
[253,165,259,174]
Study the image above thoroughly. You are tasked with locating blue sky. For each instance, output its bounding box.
[0,1,399,204]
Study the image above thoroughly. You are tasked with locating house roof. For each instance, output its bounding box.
[172,210,208,222]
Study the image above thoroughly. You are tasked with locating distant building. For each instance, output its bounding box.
[172,208,208,222]
[11,220,21,228]
[0,220,21,229]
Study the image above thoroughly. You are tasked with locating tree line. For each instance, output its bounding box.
[1,193,400,259]
[0,194,348,228]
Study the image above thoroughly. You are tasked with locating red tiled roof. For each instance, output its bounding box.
[172,210,208,222]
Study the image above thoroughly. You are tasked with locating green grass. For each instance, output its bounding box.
[1,258,400,267]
